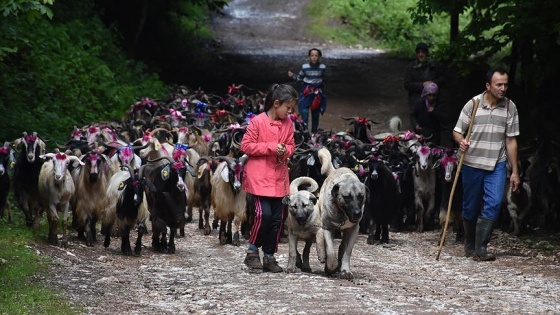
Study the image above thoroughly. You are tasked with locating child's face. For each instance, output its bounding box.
[309,50,321,64]
[275,100,296,119]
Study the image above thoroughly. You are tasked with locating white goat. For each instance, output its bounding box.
[210,155,248,246]
[410,143,438,232]
[71,151,115,246]
[38,151,83,247]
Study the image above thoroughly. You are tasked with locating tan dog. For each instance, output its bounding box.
[285,176,325,273]
[317,147,367,279]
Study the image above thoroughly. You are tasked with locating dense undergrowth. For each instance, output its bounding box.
[307,0,453,58]
[0,1,168,143]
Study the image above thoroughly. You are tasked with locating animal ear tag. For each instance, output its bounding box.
[161,165,170,181]
[333,157,341,168]
[118,181,126,191]
[197,164,205,179]
[307,155,315,166]
[220,166,229,182]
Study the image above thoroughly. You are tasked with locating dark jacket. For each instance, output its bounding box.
[410,97,447,145]
[403,60,445,110]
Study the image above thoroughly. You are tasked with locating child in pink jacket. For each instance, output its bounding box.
[241,83,297,273]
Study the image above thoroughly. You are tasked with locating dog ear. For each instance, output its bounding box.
[309,194,317,205]
[332,183,340,198]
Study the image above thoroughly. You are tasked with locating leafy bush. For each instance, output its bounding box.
[308,0,452,57]
[0,2,168,143]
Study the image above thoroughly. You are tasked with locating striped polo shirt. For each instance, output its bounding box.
[295,63,326,87]
[453,92,520,171]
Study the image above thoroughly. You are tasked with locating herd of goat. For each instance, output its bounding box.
[0,84,559,255]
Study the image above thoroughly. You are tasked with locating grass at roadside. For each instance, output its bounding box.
[0,209,79,315]
[306,0,451,57]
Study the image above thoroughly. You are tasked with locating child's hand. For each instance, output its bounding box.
[277,143,286,156]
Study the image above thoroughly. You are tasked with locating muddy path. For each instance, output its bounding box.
[31,1,560,314]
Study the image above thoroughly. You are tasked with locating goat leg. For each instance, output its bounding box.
[168,228,176,254]
[134,222,146,255]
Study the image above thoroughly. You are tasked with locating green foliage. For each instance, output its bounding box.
[0,211,78,315]
[0,2,168,143]
[0,0,54,61]
[0,0,54,22]
[522,235,560,252]
[308,0,451,56]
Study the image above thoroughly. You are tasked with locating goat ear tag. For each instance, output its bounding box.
[161,165,170,181]
[197,165,205,179]
[307,155,315,166]
[220,167,229,182]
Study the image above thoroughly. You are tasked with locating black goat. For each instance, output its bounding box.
[145,156,191,253]
[0,142,13,221]
[361,155,401,244]
[12,132,46,228]
[102,165,155,255]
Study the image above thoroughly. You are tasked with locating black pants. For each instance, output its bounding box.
[248,195,284,255]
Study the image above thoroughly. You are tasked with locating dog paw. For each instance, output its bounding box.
[339,270,354,280]
[285,266,300,273]
[301,266,311,273]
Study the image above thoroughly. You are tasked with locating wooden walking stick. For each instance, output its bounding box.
[436,98,480,260]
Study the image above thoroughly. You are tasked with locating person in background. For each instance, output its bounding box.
[452,68,520,261]
[404,42,445,115]
[288,48,326,133]
[241,83,297,273]
[410,82,448,146]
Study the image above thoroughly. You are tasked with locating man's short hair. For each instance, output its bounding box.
[415,42,429,53]
[486,67,508,84]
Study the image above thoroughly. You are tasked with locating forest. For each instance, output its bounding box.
[1,0,560,142]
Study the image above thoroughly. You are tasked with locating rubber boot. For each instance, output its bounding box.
[243,250,262,269]
[473,217,496,261]
[463,220,476,257]
[263,256,283,273]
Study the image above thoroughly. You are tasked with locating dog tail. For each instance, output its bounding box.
[389,116,402,133]
[318,147,335,177]
[289,176,319,194]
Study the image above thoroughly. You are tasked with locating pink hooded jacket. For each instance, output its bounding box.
[241,112,295,197]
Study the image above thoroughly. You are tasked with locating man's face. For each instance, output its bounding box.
[416,49,428,63]
[486,72,509,100]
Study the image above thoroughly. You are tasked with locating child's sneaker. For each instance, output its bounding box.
[263,256,283,273]
[243,250,262,269]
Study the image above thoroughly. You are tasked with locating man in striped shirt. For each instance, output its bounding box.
[453,68,521,261]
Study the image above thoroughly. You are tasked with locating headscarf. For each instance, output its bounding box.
[421,82,439,98]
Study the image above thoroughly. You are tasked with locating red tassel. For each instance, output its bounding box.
[311,93,321,110]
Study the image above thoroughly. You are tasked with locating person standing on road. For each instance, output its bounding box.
[288,48,326,133]
[452,68,520,261]
[410,82,448,146]
[241,83,297,273]
[404,42,445,116]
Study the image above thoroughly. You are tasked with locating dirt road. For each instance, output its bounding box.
[34,1,560,314]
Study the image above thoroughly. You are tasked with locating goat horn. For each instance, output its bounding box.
[339,116,356,121]
[213,156,234,165]
[146,155,175,164]
[122,164,135,178]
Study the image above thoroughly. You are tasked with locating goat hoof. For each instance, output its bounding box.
[339,270,354,280]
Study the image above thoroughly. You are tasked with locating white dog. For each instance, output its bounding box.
[285,176,325,273]
[317,147,367,279]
